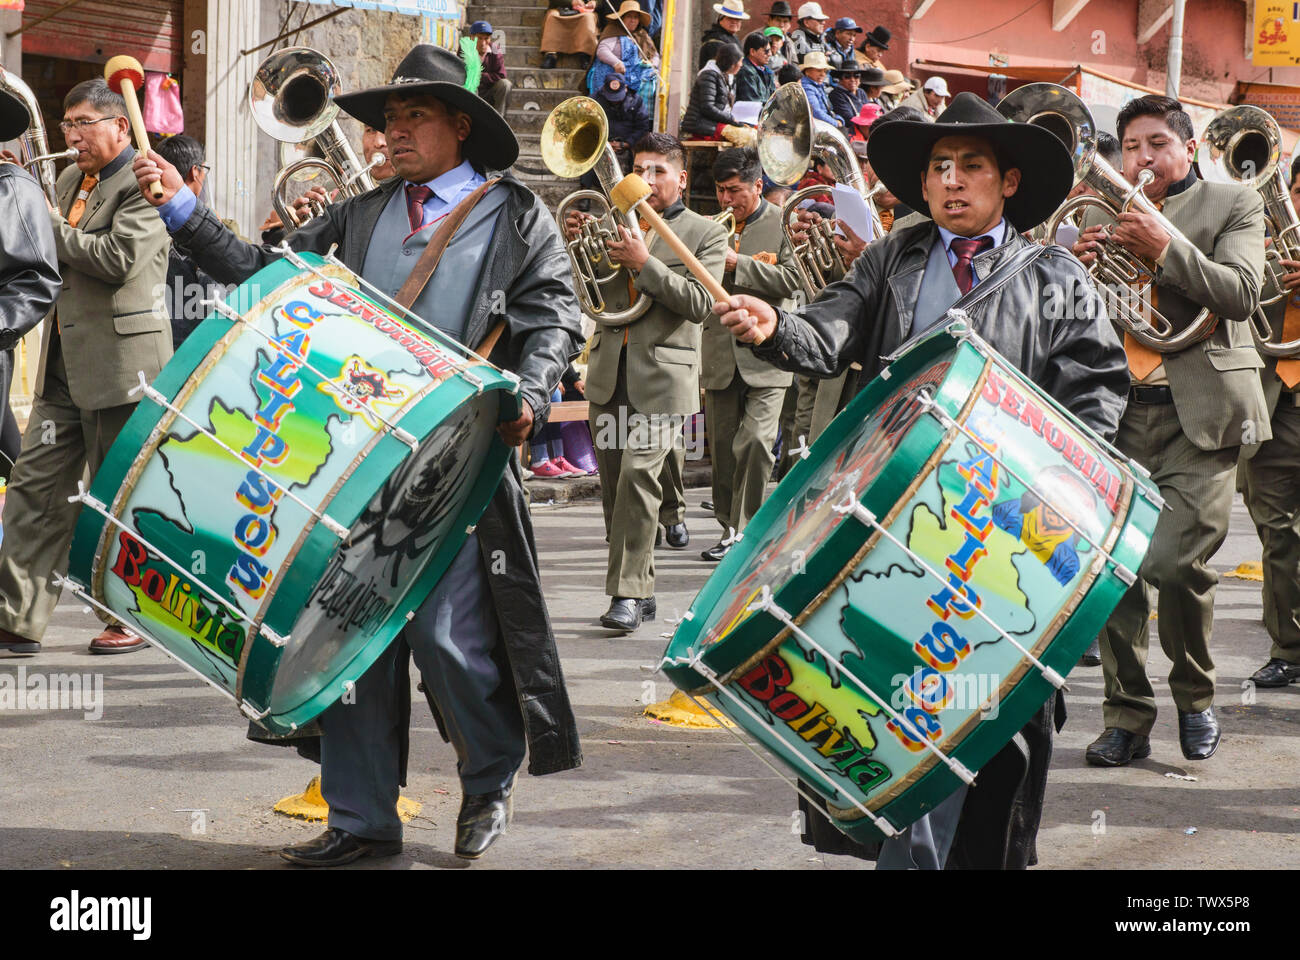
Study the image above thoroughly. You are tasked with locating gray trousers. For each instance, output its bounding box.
[1242,396,1300,664]
[876,784,969,870]
[0,347,133,640]
[659,442,685,527]
[705,376,784,535]
[1100,401,1238,733]
[318,533,524,842]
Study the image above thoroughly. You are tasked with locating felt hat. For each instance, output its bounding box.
[334,43,518,169]
[800,50,831,71]
[866,91,1074,228]
[713,1,751,19]
[881,69,910,95]
[863,25,891,49]
[611,0,652,26]
[767,1,793,16]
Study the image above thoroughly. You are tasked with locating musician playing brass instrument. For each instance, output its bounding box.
[715,92,1128,869]
[1240,154,1300,690]
[1072,95,1270,768]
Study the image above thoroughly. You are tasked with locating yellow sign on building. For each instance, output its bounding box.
[1255,2,1300,66]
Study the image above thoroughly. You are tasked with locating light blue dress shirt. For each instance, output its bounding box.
[934,217,1009,283]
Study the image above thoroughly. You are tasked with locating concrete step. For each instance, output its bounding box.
[505,106,551,134]
[507,74,590,110]
[467,3,548,27]
[508,47,593,71]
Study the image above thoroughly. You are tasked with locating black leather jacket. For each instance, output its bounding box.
[754,221,1129,440]
[0,163,60,351]
[169,172,585,777]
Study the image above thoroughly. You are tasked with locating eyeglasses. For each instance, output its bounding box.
[58,116,124,133]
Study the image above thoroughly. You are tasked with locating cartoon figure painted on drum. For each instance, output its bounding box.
[991,466,1097,587]
[320,355,410,429]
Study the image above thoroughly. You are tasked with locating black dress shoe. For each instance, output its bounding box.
[701,500,714,512]
[279,827,402,867]
[0,626,39,655]
[1084,727,1151,767]
[701,540,731,562]
[1178,707,1220,760]
[1250,658,1300,687]
[541,52,557,69]
[1079,638,1101,667]
[600,596,656,631]
[455,784,514,860]
[663,522,689,549]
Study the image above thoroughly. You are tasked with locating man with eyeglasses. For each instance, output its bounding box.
[565,132,728,631]
[0,77,171,659]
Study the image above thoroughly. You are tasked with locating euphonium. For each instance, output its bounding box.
[1001,82,1215,353]
[757,82,884,298]
[250,47,379,230]
[1201,104,1300,356]
[0,62,62,206]
[540,96,651,324]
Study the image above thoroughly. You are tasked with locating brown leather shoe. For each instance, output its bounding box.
[88,624,146,655]
[0,626,39,655]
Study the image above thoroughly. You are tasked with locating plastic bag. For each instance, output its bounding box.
[144,72,183,135]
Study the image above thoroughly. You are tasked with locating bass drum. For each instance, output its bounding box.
[661,320,1161,843]
[67,251,519,735]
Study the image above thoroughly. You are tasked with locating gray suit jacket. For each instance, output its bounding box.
[39,151,172,410]
[704,200,798,390]
[585,206,728,416]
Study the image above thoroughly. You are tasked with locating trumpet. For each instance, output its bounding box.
[712,206,737,237]
[757,83,884,298]
[250,47,378,231]
[541,96,652,324]
[1201,104,1300,356]
[1000,83,1216,353]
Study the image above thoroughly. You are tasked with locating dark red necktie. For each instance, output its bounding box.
[949,236,994,295]
[405,183,434,233]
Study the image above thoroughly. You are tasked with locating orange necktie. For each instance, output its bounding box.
[1123,200,1165,381]
[66,174,98,228]
[1275,293,1300,388]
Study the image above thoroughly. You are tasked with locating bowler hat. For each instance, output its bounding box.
[866,91,1073,229]
[863,25,890,49]
[334,44,518,169]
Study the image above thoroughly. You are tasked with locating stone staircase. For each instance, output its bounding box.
[467,0,591,210]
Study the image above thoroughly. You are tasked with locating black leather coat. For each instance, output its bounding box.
[0,163,60,351]
[754,220,1129,440]
[169,172,585,778]
[754,221,1128,867]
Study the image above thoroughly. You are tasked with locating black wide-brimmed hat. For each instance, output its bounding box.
[768,1,793,16]
[335,44,518,169]
[866,91,1073,229]
[0,88,29,141]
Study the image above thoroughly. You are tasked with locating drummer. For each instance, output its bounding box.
[713,92,1129,869]
[133,44,584,865]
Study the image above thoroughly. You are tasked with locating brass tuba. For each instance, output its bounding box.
[0,62,65,206]
[757,82,883,298]
[250,47,381,230]
[1001,83,1216,353]
[1201,104,1300,356]
[540,96,651,324]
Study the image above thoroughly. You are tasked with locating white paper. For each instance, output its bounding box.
[831,183,875,244]
[1052,222,1079,249]
[731,100,762,126]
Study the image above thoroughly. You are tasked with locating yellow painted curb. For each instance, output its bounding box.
[274,775,422,822]
[644,689,735,728]
[1226,561,1264,582]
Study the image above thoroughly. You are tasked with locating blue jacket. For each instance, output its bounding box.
[801,75,841,127]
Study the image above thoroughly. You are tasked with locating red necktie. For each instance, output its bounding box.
[949,236,994,295]
[405,183,433,233]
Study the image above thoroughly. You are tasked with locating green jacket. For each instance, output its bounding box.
[585,205,728,416]
[703,199,798,390]
[1148,179,1270,452]
[38,150,172,410]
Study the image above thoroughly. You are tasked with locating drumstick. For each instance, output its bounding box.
[104,55,162,200]
[608,173,766,345]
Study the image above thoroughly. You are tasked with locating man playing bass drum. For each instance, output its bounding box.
[714,92,1128,868]
[1073,95,1269,768]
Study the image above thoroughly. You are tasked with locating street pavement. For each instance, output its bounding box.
[0,486,1297,870]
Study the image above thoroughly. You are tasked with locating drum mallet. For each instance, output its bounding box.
[104,54,162,200]
[609,173,765,345]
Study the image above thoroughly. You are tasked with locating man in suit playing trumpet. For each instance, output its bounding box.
[1073,94,1270,766]
[571,132,728,630]
[700,146,801,562]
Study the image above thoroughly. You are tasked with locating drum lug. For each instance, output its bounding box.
[460,370,485,395]
[259,625,289,648]
[240,700,271,721]
[1114,564,1137,587]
